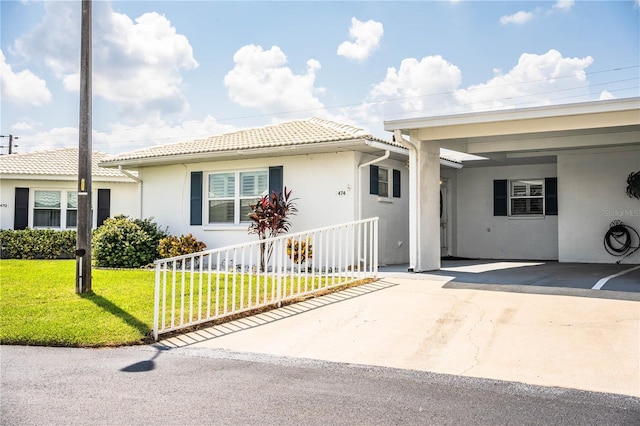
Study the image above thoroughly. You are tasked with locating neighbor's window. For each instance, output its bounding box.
[510,179,544,216]
[208,170,268,224]
[33,190,61,227]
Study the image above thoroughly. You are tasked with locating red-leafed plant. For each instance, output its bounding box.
[247,187,298,271]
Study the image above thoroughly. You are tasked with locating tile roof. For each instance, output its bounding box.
[0,148,136,179]
[101,117,404,164]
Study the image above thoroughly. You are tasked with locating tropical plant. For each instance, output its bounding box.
[287,238,313,264]
[158,233,207,259]
[247,187,298,271]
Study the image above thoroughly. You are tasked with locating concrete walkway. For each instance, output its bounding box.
[157,270,640,397]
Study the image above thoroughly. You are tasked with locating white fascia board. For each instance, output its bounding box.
[364,140,409,156]
[0,174,138,183]
[384,97,640,132]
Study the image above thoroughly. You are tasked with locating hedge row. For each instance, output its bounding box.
[1,217,207,267]
[0,229,77,259]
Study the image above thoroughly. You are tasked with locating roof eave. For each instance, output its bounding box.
[100,137,407,168]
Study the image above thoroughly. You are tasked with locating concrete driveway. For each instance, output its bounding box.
[157,260,640,398]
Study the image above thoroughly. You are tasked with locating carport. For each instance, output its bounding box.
[384,97,640,271]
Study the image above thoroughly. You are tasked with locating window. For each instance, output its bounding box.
[510,179,544,216]
[378,168,389,197]
[208,170,268,224]
[66,191,78,227]
[494,178,557,217]
[34,191,61,227]
[370,166,401,198]
[32,190,82,228]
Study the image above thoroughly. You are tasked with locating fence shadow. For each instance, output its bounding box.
[156,280,397,349]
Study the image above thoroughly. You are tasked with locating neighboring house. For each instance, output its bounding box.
[385,97,640,270]
[100,117,455,266]
[0,148,140,231]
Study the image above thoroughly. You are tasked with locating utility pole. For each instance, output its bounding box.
[0,135,19,154]
[76,0,92,294]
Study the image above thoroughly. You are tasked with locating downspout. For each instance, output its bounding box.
[118,166,143,219]
[357,150,390,221]
[394,130,418,272]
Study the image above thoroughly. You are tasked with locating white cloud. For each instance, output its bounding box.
[500,11,534,25]
[14,115,238,155]
[337,17,384,61]
[11,119,42,132]
[360,49,594,122]
[13,1,198,124]
[552,0,575,13]
[599,91,616,100]
[454,49,593,110]
[224,44,328,120]
[0,49,51,106]
[368,55,462,113]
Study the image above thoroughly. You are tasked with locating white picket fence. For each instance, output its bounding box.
[153,217,379,340]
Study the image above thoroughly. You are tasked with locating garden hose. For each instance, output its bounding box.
[604,220,639,264]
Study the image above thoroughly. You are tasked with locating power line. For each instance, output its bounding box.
[9,65,640,148]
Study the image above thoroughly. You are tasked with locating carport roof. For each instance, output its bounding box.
[384,97,640,166]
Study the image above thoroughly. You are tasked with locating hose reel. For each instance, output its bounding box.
[604,220,639,264]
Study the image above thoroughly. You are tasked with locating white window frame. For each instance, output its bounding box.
[32,190,81,229]
[207,169,269,225]
[509,179,545,217]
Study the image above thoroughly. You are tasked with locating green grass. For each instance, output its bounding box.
[1,259,367,347]
[1,260,155,347]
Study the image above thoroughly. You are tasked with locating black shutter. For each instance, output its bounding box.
[14,187,29,230]
[370,165,379,195]
[393,169,401,198]
[545,177,558,216]
[269,166,283,195]
[190,172,203,225]
[493,180,508,216]
[97,189,111,227]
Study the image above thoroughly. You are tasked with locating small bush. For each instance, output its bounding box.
[92,216,168,268]
[0,229,76,259]
[158,233,207,259]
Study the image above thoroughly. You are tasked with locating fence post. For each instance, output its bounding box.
[153,262,161,341]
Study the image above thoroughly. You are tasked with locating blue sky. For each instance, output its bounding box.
[1,0,639,155]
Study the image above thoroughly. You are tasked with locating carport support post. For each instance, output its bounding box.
[76,0,92,294]
[415,137,441,272]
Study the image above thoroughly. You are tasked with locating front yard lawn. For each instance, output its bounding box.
[0,260,155,347]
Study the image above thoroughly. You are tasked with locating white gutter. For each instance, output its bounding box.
[364,139,409,156]
[119,166,143,219]
[393,130,418,272]
[357,149,390,221]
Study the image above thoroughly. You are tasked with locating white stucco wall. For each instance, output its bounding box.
[558,148,640,264]
[139,153,356,251]
[138,151,410,266]
[454,163,559,260]
[0,179,139,230]
[359,154,410,265]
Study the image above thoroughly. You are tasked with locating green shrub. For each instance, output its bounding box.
[92,216,168,268]
[158,233,207,259]
[0,229,76,259]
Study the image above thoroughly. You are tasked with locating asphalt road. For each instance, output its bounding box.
[2,345,639,425]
